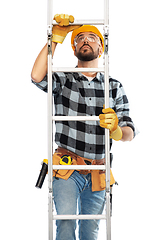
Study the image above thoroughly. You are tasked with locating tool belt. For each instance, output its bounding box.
[56,147,105,175]
[53,147,115,192]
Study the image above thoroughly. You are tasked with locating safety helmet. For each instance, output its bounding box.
[71,25,104,56]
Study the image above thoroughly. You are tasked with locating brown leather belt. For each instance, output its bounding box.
[56,147,105,175]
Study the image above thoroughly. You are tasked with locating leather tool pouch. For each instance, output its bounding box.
[91,168,115,192]
[52,150,76,180]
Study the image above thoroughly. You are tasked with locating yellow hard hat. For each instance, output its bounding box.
[71,25,104,56]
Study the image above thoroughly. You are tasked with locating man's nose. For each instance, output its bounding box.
[83,36,89,43]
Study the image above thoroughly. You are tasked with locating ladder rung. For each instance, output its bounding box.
[52,165,106,170]
[52,19,104,25]
[52,116,99,121]
[53,214,106,220]
[52,67,104,73]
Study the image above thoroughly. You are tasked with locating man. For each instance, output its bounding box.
[31,14,136,240]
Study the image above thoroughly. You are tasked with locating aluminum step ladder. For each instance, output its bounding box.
[47,0,111,239]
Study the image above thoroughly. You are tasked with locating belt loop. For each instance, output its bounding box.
[92,160,96,165]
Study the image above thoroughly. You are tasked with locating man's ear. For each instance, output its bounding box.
[99,45,103,57]
[74,48,76,56]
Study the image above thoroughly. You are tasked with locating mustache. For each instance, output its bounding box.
[80,44,93,52]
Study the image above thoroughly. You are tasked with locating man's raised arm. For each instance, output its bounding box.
[31,14,81,83]
[31,43,57,83]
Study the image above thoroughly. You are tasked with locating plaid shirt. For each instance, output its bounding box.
[32,72,136,159]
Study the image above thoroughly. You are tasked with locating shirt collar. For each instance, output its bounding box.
[76,71,103,82]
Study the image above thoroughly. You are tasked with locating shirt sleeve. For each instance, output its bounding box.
[31,72,67,95]
[115,82,136,137]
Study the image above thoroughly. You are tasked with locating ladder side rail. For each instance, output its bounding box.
[47,1,53,240]
[104,0,111,240]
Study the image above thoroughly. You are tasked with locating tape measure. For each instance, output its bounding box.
[60,155,72,165]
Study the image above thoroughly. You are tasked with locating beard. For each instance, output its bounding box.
[75,44,100,61]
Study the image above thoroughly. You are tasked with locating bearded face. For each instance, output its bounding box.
[74,43,100,61]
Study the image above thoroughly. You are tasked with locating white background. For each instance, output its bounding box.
[0,0,160,239]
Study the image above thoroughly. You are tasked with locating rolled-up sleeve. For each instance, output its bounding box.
[31,72,65,95]
[115,83,136,137]
[31,75,48,92]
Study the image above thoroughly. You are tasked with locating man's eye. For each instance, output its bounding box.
[78,37,84,41]
[89,37,95,41]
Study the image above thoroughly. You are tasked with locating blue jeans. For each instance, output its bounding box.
[53,171,106,240]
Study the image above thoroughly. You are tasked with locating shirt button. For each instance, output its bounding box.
[89,98,92,100]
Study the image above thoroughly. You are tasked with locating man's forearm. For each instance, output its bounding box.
[120,126,134,142]
[31,42,57,83]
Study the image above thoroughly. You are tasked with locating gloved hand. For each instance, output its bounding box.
[99,108,122,141]
[52,14,81,44]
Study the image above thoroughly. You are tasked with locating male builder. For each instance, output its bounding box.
[31,14,136,240]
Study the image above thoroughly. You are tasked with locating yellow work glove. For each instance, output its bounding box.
[99,108,122,141]
[52,14,81,44]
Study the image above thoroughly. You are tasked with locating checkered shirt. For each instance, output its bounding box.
[32,72,136,159]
